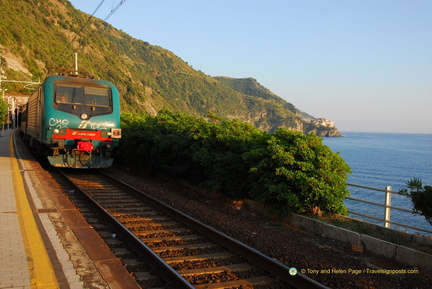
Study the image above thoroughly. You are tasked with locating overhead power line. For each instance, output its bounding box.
[49,0,127,74]
[104,0,126,22]
[50,0,106,72]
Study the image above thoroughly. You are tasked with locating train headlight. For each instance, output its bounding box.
[110,128,121,138]
[81,113,88,120]
[54,129,60,134]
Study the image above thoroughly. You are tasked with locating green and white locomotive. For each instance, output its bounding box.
[21,75,121,168]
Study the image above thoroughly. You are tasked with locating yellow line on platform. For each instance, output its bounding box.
[9,131,59,289]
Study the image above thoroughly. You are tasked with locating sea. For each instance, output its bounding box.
[322,132,432,236]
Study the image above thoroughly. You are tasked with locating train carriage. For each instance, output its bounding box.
[21,75,121,168]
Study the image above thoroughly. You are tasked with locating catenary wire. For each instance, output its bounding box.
[49,0,126,75]
[49,0,106,74]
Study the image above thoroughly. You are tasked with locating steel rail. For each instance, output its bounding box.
[58,169,194,289]
[101,171,328,289]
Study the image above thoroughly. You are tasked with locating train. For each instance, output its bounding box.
[21,75,121,168]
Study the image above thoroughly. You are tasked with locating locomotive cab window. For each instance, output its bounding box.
[55,84,83,104]
[84,87,111,107]
[54,82,113,117]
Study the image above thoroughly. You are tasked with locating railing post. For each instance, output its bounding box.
[384,186,392,228]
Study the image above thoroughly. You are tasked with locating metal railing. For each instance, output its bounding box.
[346,183,432,235]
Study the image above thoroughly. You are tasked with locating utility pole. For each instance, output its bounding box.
[74,52,79,75]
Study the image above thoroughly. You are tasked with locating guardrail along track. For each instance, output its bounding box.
[60,169,327,289]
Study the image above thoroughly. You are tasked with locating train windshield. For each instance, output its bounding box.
[55,84,111,107]
[84,87,111,107]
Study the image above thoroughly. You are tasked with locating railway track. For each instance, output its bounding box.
[58,169,328,289]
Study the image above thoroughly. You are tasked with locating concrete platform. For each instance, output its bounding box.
[0,129,141,289]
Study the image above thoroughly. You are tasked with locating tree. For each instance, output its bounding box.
[0,98,8,125]
[399,178,432,226]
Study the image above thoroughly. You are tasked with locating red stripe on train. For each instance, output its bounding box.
[52,128,112,141]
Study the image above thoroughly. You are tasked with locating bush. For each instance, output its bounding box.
[121,110,351,215]
[244,129,351,215]
[399,178,432,226]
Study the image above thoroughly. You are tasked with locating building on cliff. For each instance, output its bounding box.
[311,118,335,128]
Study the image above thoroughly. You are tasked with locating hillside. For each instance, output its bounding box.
[214,77,341,136]
[0,0,340,136]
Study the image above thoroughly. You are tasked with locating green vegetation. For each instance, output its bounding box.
[214,76,297,113]
[0,97,7,125]
[400,178,432,226]
[0,0,340,136]
[121,111,351,215]
[1,0,350,215]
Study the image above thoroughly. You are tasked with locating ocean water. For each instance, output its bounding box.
[322,132,432,235]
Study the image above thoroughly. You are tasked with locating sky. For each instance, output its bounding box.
[69,0,432,134]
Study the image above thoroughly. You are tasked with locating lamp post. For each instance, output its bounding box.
[1,89,11,130]
[9,94,15,129]
[0,70,6,131]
